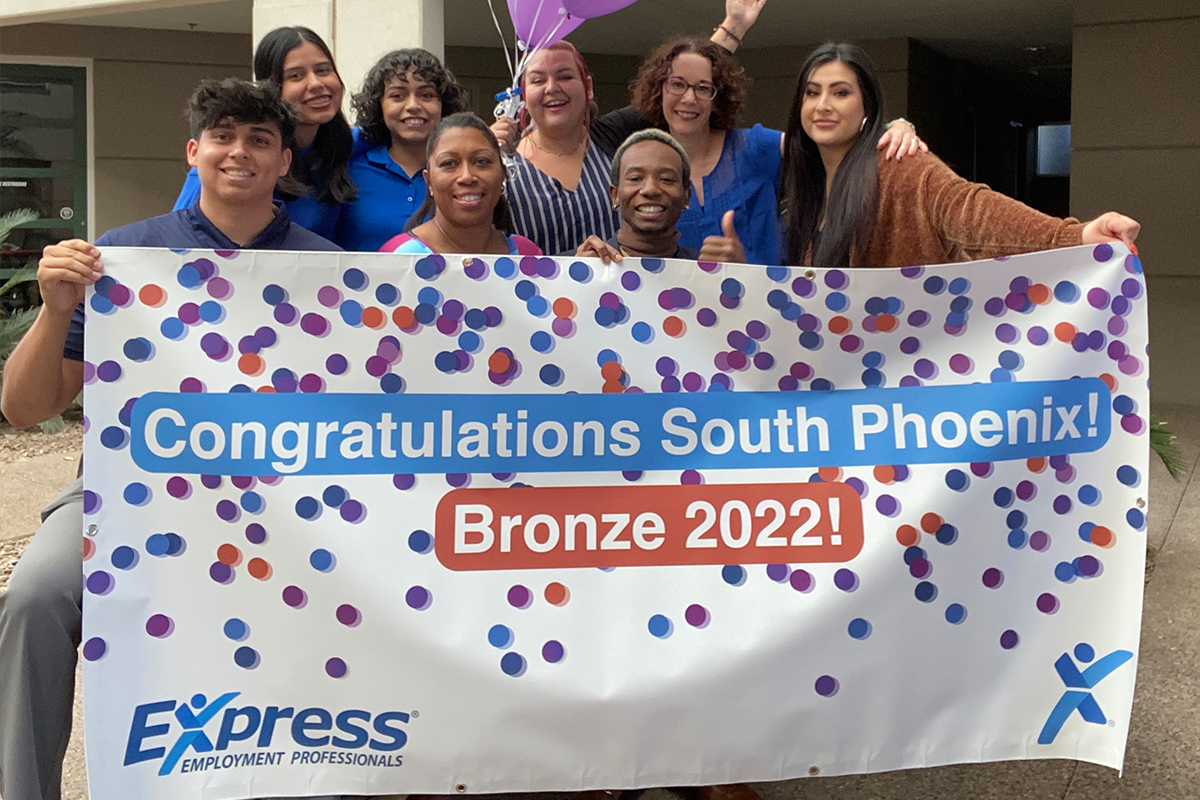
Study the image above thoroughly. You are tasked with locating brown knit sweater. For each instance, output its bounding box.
[847,151,1085,267]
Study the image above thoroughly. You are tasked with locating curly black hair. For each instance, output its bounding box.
[353,49,468,147]
[186,77,297,149]
[630,36,749,132]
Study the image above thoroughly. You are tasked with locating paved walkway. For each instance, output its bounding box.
[7,405,1197,800]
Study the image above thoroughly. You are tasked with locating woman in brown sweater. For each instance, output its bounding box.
[780,42,1140,267]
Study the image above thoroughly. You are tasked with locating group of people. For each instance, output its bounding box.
[0,0,1141,799]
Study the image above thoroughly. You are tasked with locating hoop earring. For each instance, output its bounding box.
[860,117,868,132]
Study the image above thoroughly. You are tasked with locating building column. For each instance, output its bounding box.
[252,0,444,98]
[1071,1,1200,406]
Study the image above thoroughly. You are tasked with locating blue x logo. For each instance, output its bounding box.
[1037,643,1132,745]
[157,692,240,775]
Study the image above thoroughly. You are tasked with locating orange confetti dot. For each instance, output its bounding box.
[920,512,943,534]
[392,306,416,328]
[138,284,166,307]
[896,525,919,547]
[602,380,625,394]
[663,316,685,337]
[488,351,511,373]
[875,314,897,332]
[552,297,577,319]
[600,360,624,381]
[362,307,387,329]
[1089,526,1115,548]
[82,537,95,560]
[818,466,843,482]
[544,582,570,606]
[1026,457,1047,473]
[247,557,272,580]
[217,544,242,567]
[1027,284,1051,304]
[1100,373,1118,393]
[256,386,276,393]
[1054,322,1077,343]
[828,316,852,335]
[238,353,265,377]
[873,465,896,483]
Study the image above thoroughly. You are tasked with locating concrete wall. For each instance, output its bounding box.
[2,23,252,237]
[1072,2,1200,406]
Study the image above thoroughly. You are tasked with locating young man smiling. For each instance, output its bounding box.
[575,129,746,264]
[0,77,340,800]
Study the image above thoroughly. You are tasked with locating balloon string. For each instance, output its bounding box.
[484,0,516,82]
[513,10,570,84]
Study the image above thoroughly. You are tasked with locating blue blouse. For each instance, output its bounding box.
[172,128,366,242]
[333,144,426,252]
[677,124,783,266]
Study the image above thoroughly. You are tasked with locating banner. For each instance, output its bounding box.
[82,244,1148,800]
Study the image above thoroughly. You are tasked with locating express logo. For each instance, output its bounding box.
[124,693,410,775]
[1037,643,1133,745]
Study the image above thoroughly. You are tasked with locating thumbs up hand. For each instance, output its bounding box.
[699,210,747,264]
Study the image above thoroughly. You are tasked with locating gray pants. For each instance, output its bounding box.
[0,477,353,800]
[0,478,83,800]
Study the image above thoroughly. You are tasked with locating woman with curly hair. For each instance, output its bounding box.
[629,35,921,265]
[336,48,468,250]
[174,26,359,240]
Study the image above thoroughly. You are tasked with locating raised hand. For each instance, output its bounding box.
[699,210,747,264]
[1082,212,1140,250]
[878,118,928,161]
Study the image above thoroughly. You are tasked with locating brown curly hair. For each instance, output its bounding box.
[630,36,749,132]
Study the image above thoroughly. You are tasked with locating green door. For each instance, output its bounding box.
[0,62,88,312]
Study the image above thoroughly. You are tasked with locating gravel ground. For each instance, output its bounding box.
[0,413,83,592]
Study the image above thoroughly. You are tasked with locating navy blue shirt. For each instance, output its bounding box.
[604,233,700,260]
[334,144,426,252]
[63,202,340,360]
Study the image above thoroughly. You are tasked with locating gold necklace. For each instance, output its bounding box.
[433,217,500,254]
[531,130,587,157]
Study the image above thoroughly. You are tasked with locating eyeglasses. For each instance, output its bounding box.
[663,76,716,101]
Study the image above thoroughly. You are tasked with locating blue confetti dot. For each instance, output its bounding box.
[923,276,946,295]
[530,331,554,352]
[1054,281,1080,303]
[145,534,171,557]
[825,292,849,312]
[948,277,971,295]
[223,618,248,640]
[596,349,620,366]
[631,321,653,343]
[434,351,458,373]
[310,548,335,571]
[322,485,346,507]
[499,652,526,676]
[488,624,513,648]
[240,491,263,513]
[993,487,1014,508]
[417,287,441,306]
[343,268,368,290]
[199,301,223,322]
[914,582,938,602]
[160,317,186,340]
[493,257,516,278]
[721,565,746,586]
[1006,510,1027,529]
[1007,529,1028,549]
[935,524,958,545]
[262,284,286,305]
[408,529,433,553]
[945,469,968,491]
[339,300,363,326]
[569,261,590,282]
[375,284,399,305]
[1078,485,1101,506]
[458,331,481,352]
[110,546,137,570]
[1055,562,1077,582]
[848,618,871,639]
[295,497,321,519]
[539,364,562,385]
[945,603,967,624]
[515,280,537,301]
[1126,508,1145,530]
[123,483,150,505]
[380,374,404,393]
[648,614,672,638]
[1117,465,1140,486]
[100,426,129,449]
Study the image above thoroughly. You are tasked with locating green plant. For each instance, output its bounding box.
[1149,410,1186,481]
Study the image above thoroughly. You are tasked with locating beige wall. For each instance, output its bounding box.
[2,23,251,236]
[1072,3,1200,405]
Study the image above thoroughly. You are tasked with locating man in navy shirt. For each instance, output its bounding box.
[0,77,340,800]
[573,129,745,264]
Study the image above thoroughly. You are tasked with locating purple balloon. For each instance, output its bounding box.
[561,0,640,19]
[508,0,584,48]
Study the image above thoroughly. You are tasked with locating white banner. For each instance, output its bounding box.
[82,244,1147,799]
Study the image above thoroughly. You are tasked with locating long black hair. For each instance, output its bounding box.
[352,49,467,148]
[782,43,884,266]
[405,113,516,235]
[254,26,356,205]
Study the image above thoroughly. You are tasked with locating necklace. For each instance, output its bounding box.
[530,130,587,157]
[433,217,499,254]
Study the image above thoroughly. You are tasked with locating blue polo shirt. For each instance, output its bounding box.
[63,202,340,360]
[334,144,426,252]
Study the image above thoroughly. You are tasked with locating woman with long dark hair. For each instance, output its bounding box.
[380,113,541,256]
[336,48,467,251]
[627,35,920,265]
[173,26,358,240]
[781,42,1139,267]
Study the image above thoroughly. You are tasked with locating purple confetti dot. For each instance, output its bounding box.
[405,586,431,610]
[684,603,710,628]
[680,469,703,485]
[145,614,173,638]
[82,637,107,661]
[325,657,347,678]
[1000,630,1019,649]
[508,584,533,609]
[982,568,1004,588]
[336,604,361,626]
[875,494,900,516]
[834,568,859,591]
[282,585,307,608]
[814,675,839,697]
[789,569,814,593]
[1030,531,1050,551]
[393,474,415,490]
[1036,593,1060,614]
[542,640,565,663]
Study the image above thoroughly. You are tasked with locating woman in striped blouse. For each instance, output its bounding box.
[491,0,766,255]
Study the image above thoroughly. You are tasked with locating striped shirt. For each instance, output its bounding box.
[506,138,620,255]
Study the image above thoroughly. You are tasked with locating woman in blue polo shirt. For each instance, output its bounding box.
[173,26,360,240]
[335,49,467,251]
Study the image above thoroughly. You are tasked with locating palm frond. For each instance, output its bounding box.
[0,306,38,364]
[0,267,36,297]
[0,208,39,243]
[1149,411,1187,481]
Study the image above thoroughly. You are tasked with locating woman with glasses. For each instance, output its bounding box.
[490,0,768,255]
[628,36,921,265]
